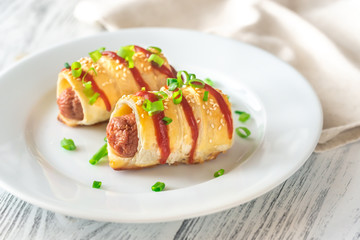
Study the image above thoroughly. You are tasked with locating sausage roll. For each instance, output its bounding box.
[106,84,234,170]
[57,45,176,126]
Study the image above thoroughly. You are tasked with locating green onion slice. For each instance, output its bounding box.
[155,91,168,100]
[92,181,102,189]
[98,47,106,52]
[235,111,251,122]
[238,113,250,122]
[142,99,164,116]
[151,181,165,192]
[71,62,82,78]
[172,89,183,105]
[188,79,205,88]
[162,117,172,125]
[214,169,225,178]
[89,49,102,63]
[117,45,135,68]
[177,70,189,86]
[235,127,251,138]
[204,78,214,86]
[167,78,179,91]
[89,142,108,165]
[89,92,100,105]
[147,46,162,53]
[148,54,164,67]
[64,62,70,69]
[60,138,76,151]
[189,73,196,80]
[203,91,209,101]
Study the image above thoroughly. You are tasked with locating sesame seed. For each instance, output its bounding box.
[211,123,214,128]
[209,139,213,143]
[202,105,205,109]
[218,125,222,130]
[141,114,144,118]
[197,119,200,124]
[116,60,120,64]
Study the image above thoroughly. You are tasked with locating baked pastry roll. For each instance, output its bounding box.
[57,45,176,126]
[106,84,234,170]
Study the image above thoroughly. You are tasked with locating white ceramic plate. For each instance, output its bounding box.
[0,28,322,223]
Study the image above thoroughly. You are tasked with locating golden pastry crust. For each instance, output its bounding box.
[107,86,234,170]
[57,47,173,126]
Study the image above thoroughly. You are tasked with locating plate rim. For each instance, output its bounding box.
[0,27,323,223]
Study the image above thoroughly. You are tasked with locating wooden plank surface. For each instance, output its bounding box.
[1,0,360,239]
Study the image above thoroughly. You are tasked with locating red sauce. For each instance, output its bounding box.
[133,45,175,78]
[135,91,170,164]
[180,96,198,164]
[61,68,111,112]
[102,51,150,90]
[204,84,233,138]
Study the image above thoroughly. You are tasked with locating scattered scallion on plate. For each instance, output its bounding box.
[64,62,70,69]
[214,169,225,178]
[60,138,76,151]
[92,181,102,189]
[151,182,165,192]
[235,110,251,123]
[235,127,251,138]
[89,142,108,165]
[147,46,162,53]
[117,45,135,68]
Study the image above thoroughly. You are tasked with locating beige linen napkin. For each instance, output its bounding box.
[74,0,360,152]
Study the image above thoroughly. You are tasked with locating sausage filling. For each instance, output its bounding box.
[106,113,139,158]
[57,88,84,120]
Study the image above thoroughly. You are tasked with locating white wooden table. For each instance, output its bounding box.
[1,0,360,239]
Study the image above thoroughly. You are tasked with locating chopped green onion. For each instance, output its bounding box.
[238,113,250,122]
[141,87,146,91]
[71,62,82,78]
[92,181,102,189]
[235,110,244,115]
[235,111,251,122]
[142,99,164,116]
[104,137,107,142]
[203,91,209,101]
[172,89,183,104]
[151,182,165,192]
[162,117,172,125]
[89,50,102,63]
[89,143,108,165]
[189,73,196,79]
[89,92,100,105]
[147,46,162,53]
[83,85,95,98]
[148,54,164,67]
[214,169,225,178]
[155,91,168,100]
[188,79,205,88]
[167,78,179,91]
[82,67,97,83]
[236,127,251,138]
[117,45,135,68]
[204,78,214,86]
[98,47,106,52]
[64,62,70,69]
[60,138,76,151]
[177,70,189,86]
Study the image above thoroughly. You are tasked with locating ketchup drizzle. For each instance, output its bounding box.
[135,91,170,164]
[204,84,233,138]
[133,45,176,78]
[61,68,111,112]
[180,96,198,164]
[102,51,150,90]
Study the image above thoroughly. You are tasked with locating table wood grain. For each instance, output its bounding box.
[1,0,360,239]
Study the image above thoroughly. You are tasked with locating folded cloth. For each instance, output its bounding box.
[74,0,360,152]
